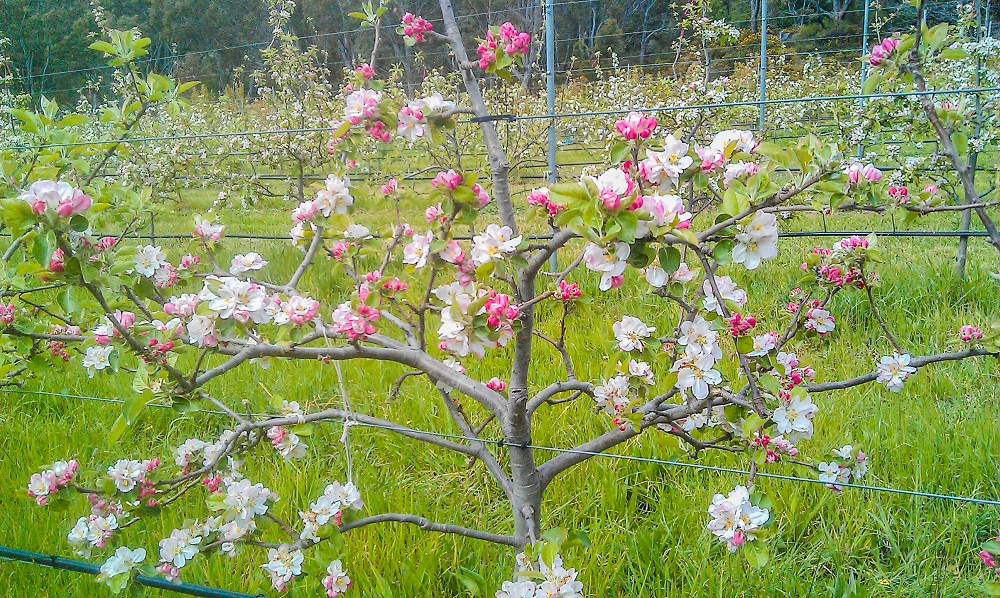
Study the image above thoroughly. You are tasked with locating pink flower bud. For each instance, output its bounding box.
[486,377,507,392]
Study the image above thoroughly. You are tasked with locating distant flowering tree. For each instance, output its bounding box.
[2,0,1000,595]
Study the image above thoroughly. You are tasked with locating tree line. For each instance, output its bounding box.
[1,0,992,104]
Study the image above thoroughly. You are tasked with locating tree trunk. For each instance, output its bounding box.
[504,396,543,547]
[750,0,760,33]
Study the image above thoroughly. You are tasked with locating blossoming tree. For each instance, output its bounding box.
[3,0,999,595]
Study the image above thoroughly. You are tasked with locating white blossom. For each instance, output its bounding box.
[876,353,916,392]
[612,315,655,352]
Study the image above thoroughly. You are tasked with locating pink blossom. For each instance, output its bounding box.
[293,200,318,222]
[425,203,446,223]
[432,169,462,191]
[179,254,200,269]
[48,248,65,273]
[526,187,563,216]
[959,325,983,342]
[862,164,882,182]
[555,280,582,301]
[472,183,490,207]
[982,549,997,569]
[440,240,465,264]
[383,277,408,292]
[600,188,622,211]
[0,303,15,325]
[614,111,658,140]
[355,63,375,79]
[54,188,93,218]
[729,312,756,336]
[486,377,507,392]
[331,303,379,339]
[923,183,938,195]
[202,476,222,493]
[381,178,398,195]
[401,13,432,43]
[832,235,869,251]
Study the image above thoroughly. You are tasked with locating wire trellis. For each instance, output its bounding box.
[3,388,999,506]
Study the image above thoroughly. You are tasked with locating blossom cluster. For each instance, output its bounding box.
[19,180,92,218]
[732,211,778,270]
[614,111,658,140]
[27,460,79,505]
[399,12,432,44]
[526,187,563,217]
[875,352,915,392]
[477,22,530,70]
[436,281,520,358]
[867,36,900,66]
[496,553,584,598]
[817,445,868,490]
[801,235,876,291]
[298,480,363,543]
[397,93,456,143]
[707,485,769,553]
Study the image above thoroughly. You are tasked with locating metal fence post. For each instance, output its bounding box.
[758,0,768,132]
[957,0,982,278]
[546,0,558,271]
[857,0,872,159]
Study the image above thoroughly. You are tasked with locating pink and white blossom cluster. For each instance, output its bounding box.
[27,460,79,505]
[20,180,92,217]
[707,485,768,553]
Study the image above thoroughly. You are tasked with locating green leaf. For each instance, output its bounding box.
[713,239,735,265]
[57,114,89,127]
[88,41,116,54]
[659,246,681,274]
[548,182,591,206]
[30,231,55,267]
[742,413,766,438]
[952,132,968,156]
[452,567,486,597]
[939,47,969,60]
[616,210,639,243]
[131,361,149,394]
[985,581,1000,597]
[107,415,128,443]
[68,214,89,232]
[722,186,740,217]
[735,334,754,354]
[540,541,558,569]
[334,120,352,139]
[123,390,155,424]
[743,542,769,568]
[541,527,568,546]
[57,287,76,315]
[563,529,591,550]
[983,540,1000,554]
[862,71,882,95]
[758,374,780,395]
[610,140,630,165]
[475,260,495,279]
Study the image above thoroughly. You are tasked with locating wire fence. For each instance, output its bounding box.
[6,387,1000,506]
[3,4,1000,594]
[0,545,263,598]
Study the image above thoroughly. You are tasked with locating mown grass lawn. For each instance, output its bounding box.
[2,166,999,597]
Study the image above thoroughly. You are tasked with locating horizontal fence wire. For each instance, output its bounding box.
[0,231,993,243]
[4,388,999,507]
[8,86,1000,151]
[0,545,263,598]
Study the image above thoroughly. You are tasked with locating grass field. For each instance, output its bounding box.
[2,170,1000,597]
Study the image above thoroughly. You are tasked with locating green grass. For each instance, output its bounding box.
[3,174,1000,597]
